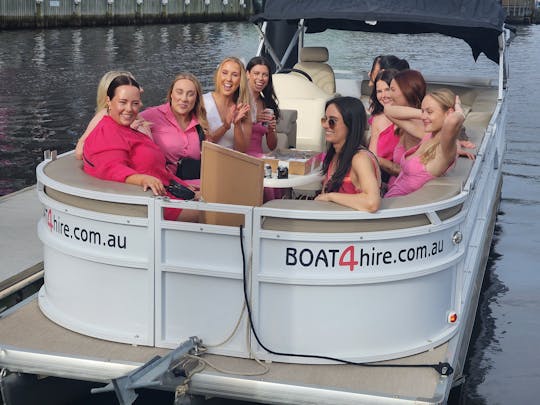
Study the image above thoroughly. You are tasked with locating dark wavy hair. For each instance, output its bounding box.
[106,75,140,100]
[369,68,398,115]
[392,69,426,108]
[246,56,281,121]
[322,96,368,193]
[379,55,410,71]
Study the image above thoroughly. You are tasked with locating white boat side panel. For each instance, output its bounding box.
[38,251,153,346]
[252,264,458,363]
[257,227,460,277]
[154,202,252,356]
[37,206,150,264]
[36,186,156,346]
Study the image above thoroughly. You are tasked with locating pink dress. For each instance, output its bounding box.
[385,134,456,198]
[324,150,380,194]
[246,122,267,157]
[368,115,399,161]
[83,115,189,220]
[376,123,399,161]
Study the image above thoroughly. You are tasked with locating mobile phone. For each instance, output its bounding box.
[166,180,195,200]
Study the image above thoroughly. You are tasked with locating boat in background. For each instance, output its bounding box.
[0,1,511,404]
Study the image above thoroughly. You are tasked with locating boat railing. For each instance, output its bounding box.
[34,80,503,359]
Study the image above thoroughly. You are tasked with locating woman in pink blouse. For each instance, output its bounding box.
[139,73,208,186]
[83,75,199,222]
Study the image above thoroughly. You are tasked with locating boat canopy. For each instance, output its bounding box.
[251,0,506,63]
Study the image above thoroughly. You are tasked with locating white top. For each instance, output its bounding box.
[203,92,235,149]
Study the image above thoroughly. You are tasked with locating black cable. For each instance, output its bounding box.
[238,225,453,377]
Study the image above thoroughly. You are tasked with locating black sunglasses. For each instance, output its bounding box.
[321,116,338,129]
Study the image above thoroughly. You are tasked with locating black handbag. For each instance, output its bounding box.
[175,124,205,180]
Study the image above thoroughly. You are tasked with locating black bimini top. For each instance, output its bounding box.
[252,0,506,63]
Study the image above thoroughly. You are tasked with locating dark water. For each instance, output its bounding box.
[1,22,539,404]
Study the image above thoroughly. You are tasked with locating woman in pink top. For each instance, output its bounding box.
[140,73,208,186]
[245,56,280,157]
[368,69,400,182]
[315,97,381,212]
[75,70,151,160]
[384,89,465,197]
[83,75,199,222]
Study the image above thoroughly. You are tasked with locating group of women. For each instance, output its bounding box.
[76,56,281,221]
[76,53,469,220]
[314,54,470,210]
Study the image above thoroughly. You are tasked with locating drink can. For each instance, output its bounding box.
[262,108,274,127]
[264,164,272,178]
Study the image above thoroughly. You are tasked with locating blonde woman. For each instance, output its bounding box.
[140,73,208,185]
[384,89,465,197]
[203,57,252,152]
[75,70,150,160]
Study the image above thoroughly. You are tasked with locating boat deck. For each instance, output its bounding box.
[0,187,43,293]
[0,297,449,403]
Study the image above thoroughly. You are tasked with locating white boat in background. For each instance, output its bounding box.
[0,1,512,404]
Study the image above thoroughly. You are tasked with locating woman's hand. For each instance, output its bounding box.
[126,174,166,196]
[454,95,466,119]
[459,139,476,149]
[267,118,277,132]
[315,192,334,202]
[131,117,152,137]
[234,103,251,124]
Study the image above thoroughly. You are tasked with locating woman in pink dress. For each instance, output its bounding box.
[384,89,465,197]
[83,75,199,222]
[315,97,381,212]
[245,56,280,157]
[368,69,400,183]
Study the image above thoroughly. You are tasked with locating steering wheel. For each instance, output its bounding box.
[278,68,313,82]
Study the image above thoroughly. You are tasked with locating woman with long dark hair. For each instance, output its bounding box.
[245,56,281,156]
[368,68,400,182]
[315,97,381,212]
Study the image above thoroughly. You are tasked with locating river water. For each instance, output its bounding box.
[0,22,539,404]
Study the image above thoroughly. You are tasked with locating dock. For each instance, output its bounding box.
[0,0,255,29]
[0,187,43,299]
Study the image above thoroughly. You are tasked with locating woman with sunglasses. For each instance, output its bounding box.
[315,97,381,212]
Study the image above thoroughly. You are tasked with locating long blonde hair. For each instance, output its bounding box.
[166,72,209,132]
[96,70,135,113]
[421,88,455,165]
[213,57,251,105]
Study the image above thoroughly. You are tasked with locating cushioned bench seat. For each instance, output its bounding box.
[43,153,150,217]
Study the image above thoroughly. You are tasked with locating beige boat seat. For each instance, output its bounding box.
[262,109,298,153]
[294,47,336,95]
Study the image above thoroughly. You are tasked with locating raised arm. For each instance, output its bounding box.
[232,103,252,152]
[384,105,425,139]
[439,96,466,158]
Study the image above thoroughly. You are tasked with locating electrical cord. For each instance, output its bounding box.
[238,225,454,377]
